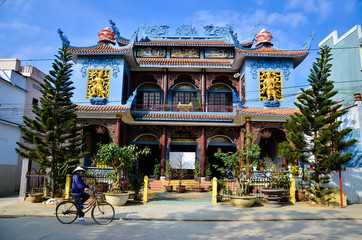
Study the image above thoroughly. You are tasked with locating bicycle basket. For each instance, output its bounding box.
[95,192,105,201]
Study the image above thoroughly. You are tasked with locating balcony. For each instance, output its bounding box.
[131,104,238,123]
[132,104,236,113]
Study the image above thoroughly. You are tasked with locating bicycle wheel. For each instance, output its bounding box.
[56,201,78,224]
[91,202,115,225]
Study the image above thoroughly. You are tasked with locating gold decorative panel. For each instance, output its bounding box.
[259,71,283,102]
[86,69,111,99]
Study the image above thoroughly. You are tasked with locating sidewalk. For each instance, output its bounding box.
[1,194,362,222]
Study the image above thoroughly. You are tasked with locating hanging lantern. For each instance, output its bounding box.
[95,126,106,134]
[260,129,272,138]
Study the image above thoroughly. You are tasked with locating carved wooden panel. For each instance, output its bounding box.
[168,72,202,90]
[206,72,237,90]
[206,126,239,147]
[129,125,162,142]
[131,71,163,90]
[251,121,287,143]
[77,118,117,142]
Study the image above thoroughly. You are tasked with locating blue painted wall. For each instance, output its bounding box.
[72,57,126,106]
[320,26,362,107]
[244,57,295,108]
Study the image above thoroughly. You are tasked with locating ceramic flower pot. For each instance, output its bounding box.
[164,185,173,192]
[104,193,129,206]
[176,186,186,193]
[229,195,256,208]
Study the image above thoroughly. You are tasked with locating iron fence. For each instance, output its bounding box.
[218,170,275,202]
[25,174,48,196]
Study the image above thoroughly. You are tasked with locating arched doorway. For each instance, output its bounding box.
[133,134,160,177]
[84,125,111,167]
[207,135,236,179]
[256,128,287,166]
[169,131,197,179]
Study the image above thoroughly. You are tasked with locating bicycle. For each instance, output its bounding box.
[56,187,115,225]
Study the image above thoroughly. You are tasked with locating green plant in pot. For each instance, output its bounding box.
[194,157,204,192]
[97,143,150,206]
[173,154,186,193]
[129,173,144,201]
[28,188,43,203]
[214,132,260,208]
[205,164,212,181]
[164,159,173,192]
[261,164,290,207]
[153,162,161,180]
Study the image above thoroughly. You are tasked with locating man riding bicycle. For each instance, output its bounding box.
[71,166,90,222]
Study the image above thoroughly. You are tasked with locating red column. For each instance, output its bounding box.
[201,69,206,111]
[163,68,168,105]
[200,127,206,177]
[114,118,121,145]
[245,117,252,178]
[160,126,167,176]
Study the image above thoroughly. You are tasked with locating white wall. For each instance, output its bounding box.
[328,168,362,204]
[0,122,21,165]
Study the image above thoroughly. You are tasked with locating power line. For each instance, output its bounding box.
[0,0,6,7]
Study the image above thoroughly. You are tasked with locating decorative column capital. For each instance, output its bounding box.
[245,117,252,121]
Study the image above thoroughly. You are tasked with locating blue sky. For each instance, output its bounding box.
[1,0,361,87]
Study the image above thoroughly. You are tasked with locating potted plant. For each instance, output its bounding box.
[97,143,150,206]
[205,164,212,181]
[129,173,144,201]
[173,154,186,193]
[214,132,261,208]
[164,159,173,192]
[261,165,290,207]
[153,162,161,180]
[28,188,43,203]
[194,157,204,192]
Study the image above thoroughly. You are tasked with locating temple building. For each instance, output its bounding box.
[60,21,313,179]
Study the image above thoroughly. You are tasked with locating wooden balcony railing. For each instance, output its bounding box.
[132,104,235,113]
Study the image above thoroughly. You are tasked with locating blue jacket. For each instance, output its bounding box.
[71,174,89,194]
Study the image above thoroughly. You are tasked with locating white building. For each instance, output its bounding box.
[0,59,45,196]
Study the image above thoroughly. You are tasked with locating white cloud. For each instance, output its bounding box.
[10,44,55,60]
[186,9,307,40]
[285,0,333,20]
[344,0,356,12]
[267,12,307,28]
[0,21,41,36]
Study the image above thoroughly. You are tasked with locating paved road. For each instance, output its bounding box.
[1,217,362,240]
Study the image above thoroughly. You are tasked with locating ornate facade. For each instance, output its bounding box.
[61,21,313,178]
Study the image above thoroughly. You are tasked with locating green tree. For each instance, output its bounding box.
[214,132,260,196]
[284,46,356,205]
[16,46,87,197]
[97,143,150,192]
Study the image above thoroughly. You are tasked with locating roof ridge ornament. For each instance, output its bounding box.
[255,29,273,47]
[175,24,198,36]
[109,19,121,39]
[302,31,315,50]
[140,24,170,36]
[203,24,233,36]
[57,29,70,47]
[97,27,116,45]
[250,21,261,38]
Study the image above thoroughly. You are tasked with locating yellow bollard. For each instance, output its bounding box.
[143,176,149,204]
[65,174,72,199]
[212,177,217,205]
[290,178,296,204]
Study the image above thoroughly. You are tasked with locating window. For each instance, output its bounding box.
[32,98,38,106]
